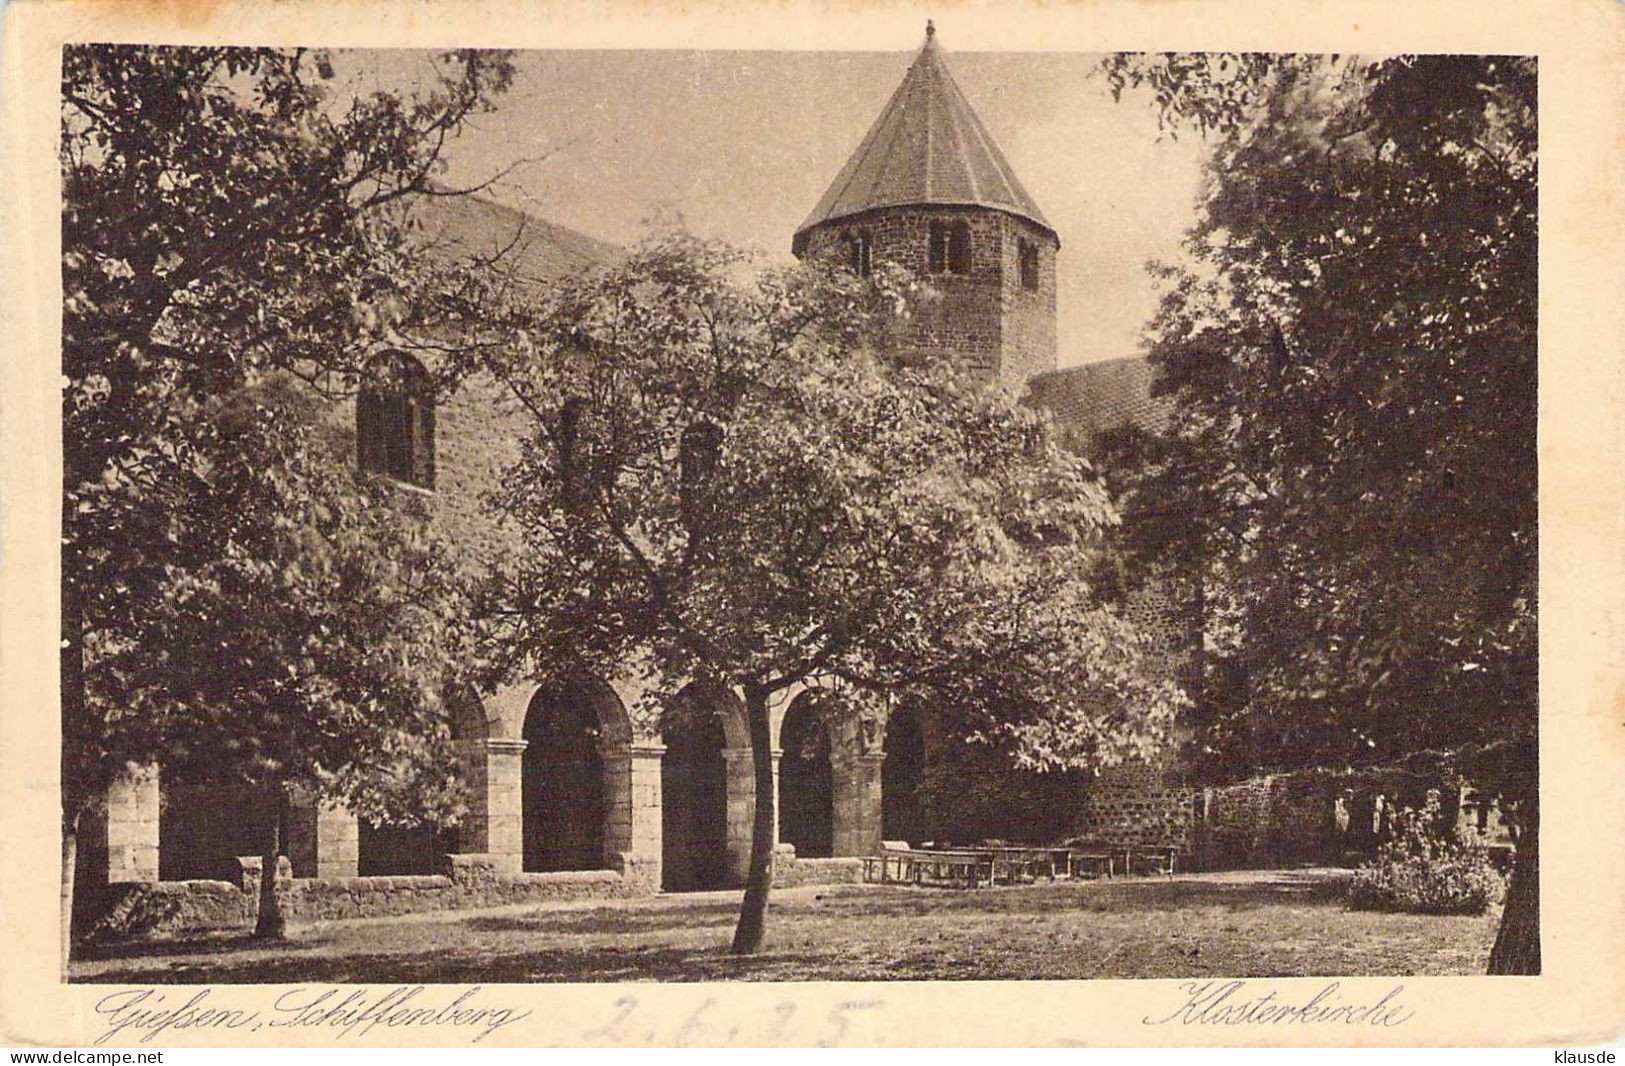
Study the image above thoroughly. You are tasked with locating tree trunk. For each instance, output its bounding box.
[1488,789,1539,974]
[61,806,80,974]
[60,569,88,973]
[253,786,289,940]
[730,684,776,955]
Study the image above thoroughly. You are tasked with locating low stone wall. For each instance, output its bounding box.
[85,852,640,942]
[89,877,250,940]
[85,846,867,943]
[1196,760,1462,869]
[1073,755,1477,871]
[775,855,864,888]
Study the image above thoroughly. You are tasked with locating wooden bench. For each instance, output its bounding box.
[861,842,1168,888]
[1065,849,1115,879]
[910,850,996,888]
[1120,844,1179,877]
[1056,842,1180,878]
[861,852,919,884]
[977,845,1059,883]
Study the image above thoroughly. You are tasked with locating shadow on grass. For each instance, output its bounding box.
[1073,874,1351,914]
[461,897,745,937]
[75,943,879,985]
[76,931,332,963]
[70,870,1367,984]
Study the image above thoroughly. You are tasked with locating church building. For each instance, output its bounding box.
[78,27,1186,935]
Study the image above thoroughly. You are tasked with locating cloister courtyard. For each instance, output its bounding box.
[70,869,1499,984]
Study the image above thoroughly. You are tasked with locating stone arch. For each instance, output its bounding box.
[520,676,634,872]
[358,820,456,877]
[158,775,279,883]
[445,682,493,743]
[356,684,477,876]
[881,703,927,845]
[659,681,742,891]
[778,690,836,859]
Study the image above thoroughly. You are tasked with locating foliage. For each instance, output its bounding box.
[1347,793,1506,915]
[471,233,1184,949]
[83,377,474,825]
[60,45,514,824]
[1096,55,1537,787]
[475,234,1181,765]
[1099,52,1538,972]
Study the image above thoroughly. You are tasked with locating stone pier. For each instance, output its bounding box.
[606,742,665,891]
[458,736,527,875]
[105,763,159,883]
[724,746,780,883]
[831,751,885,857]
[313,804,360,878]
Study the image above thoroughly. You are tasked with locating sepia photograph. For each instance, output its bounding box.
[52,27,1544,993]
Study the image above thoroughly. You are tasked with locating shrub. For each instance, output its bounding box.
[1347,792,1507,915]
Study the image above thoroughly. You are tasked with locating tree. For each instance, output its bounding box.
[1099,54,1538,972]
[61,45,514,957]
[471,235,1183,954]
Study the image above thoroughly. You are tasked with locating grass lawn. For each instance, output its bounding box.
[70,868,1499,983]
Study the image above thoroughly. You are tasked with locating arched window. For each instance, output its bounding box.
[928,219,972,275]
[1018,239,1040,291]
[845,231,874,277]
[357,353,434,489]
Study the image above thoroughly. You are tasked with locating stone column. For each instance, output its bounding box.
[621,744,665,893]
[106,763,160,883]
[723,746,782,883]
[831,752,885,857]
[457,737,526,874]
[314,805,359,878]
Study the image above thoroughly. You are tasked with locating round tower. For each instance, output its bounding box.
[792,22,1059,388]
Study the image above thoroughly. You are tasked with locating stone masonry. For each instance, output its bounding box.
[798,208,1057,388]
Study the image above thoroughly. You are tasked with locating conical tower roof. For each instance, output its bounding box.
[793,23,1055,255]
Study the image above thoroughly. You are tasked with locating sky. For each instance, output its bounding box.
[354,42,1211,368]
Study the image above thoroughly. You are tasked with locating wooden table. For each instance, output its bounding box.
[862,844,1173,887]
[1120,844,1178,877]
[1065,849,1115,879]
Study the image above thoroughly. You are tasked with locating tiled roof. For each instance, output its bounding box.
[408,191,619,288]
[792,23,1054,254]
[1025,355,1173,453]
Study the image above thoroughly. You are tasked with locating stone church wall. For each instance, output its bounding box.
[1072,754,1472,871]
[799,206,1058,388]
[1074,766,1199,853]
[313,368,527,578]
[995,213,1059,387]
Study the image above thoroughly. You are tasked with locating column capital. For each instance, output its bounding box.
[485,737,528,756]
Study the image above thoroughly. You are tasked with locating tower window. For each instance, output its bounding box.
[1019,239,1040,291]
[357,352,434,489]
[846,231,874,278]
[928,219,972,275]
